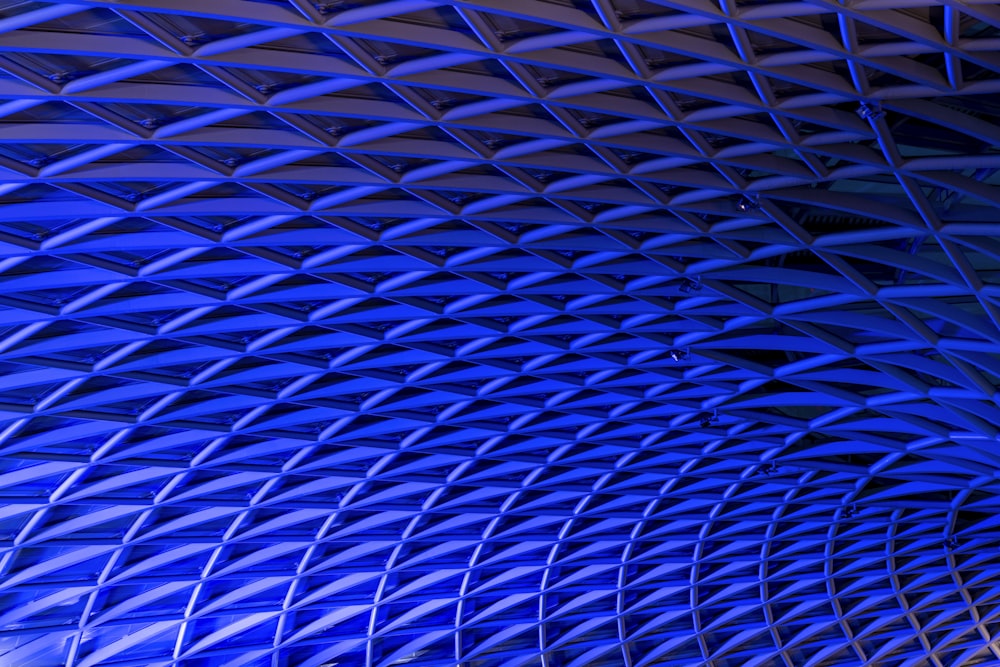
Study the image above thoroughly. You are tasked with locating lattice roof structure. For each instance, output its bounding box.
[2,0,1000,665]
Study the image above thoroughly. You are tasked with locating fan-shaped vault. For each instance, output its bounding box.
[2,1,1000,666]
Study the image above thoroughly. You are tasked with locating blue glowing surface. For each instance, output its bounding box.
[0,1,1000,666]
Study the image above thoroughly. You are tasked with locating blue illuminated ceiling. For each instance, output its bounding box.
[2,0,1000,665]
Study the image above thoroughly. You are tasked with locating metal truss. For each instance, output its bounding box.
[1,0,1000,665]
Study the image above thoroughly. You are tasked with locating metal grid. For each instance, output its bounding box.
[1,0,1000,665]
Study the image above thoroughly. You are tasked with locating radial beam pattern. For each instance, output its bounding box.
[2,0,1000,666]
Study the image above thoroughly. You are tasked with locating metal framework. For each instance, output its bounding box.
[1,0,1000,665]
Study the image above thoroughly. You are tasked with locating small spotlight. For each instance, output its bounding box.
[668,348,687,362]
[698,410,719,429]
[944,536,959,551]
[856,101,884,120]
[736,195,760,213]
[842,503,858,519]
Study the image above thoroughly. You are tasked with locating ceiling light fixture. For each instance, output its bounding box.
[736,195,760,212]
[857,101,884,121]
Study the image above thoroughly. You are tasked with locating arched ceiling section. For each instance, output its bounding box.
[2,0,1000,665]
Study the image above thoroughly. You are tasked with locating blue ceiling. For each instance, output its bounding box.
[2,0,1000,665]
